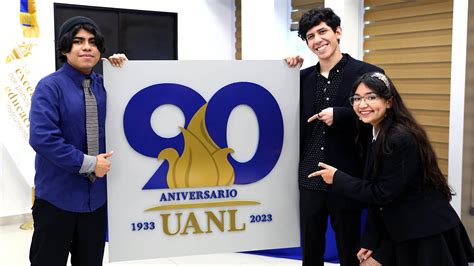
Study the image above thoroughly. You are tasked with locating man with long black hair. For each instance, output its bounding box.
[29,16,126,266]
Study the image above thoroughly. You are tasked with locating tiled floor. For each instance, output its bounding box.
[0,222,338,266]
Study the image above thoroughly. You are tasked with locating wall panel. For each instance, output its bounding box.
[364,0,453,176]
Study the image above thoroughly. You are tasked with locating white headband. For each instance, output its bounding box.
[370,72,390,89]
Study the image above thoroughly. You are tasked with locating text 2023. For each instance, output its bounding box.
[250,214,272,223]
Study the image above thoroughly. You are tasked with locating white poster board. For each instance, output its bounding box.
[105,60,300,262]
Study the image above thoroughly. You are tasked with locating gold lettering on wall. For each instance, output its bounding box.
[2,42,37,142]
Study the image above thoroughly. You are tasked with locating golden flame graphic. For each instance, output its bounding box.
[158,104,235,188]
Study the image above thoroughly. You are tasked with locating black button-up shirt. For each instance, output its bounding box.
[299,55,348,191]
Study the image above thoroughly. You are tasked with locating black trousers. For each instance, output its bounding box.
[29,199,107,266]
[300,188,361,266]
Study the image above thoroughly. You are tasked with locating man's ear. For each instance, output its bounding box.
[335,26,342,40]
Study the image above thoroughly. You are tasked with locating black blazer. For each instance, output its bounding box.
[300,54,383,210]
[332,129,459,245]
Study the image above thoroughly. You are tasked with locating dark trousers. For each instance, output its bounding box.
[29,199,107,266]
[300,188,361,266]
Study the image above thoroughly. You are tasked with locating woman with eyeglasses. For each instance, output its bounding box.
[309,72,474,265]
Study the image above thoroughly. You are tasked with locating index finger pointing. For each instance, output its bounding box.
[318,162,328,169]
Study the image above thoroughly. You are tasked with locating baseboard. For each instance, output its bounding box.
[0,213,32,226]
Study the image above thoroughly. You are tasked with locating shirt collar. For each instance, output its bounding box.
[315,53,348,76]
[372,127,381,142]
[61,62,97,88]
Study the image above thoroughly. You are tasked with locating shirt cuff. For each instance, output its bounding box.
[80,154,97,174]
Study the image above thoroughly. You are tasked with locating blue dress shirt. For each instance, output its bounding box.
[29,62,107,212]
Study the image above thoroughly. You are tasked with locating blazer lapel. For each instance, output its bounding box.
[333,55,355,107]
[302,71,318,118]
[363,138,376,179]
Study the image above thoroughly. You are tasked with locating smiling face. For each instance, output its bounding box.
[305,22,341,62]
[63,28,100,74]
[353,83,392,128]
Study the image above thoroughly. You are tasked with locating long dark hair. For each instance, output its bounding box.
[353,72,453,201]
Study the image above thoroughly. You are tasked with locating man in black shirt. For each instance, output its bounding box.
[286,7,383,266]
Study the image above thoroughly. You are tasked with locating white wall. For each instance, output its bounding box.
[241,0,290,59]
[0,0,236,217]
[449,0,469,215]
[0,144,31,217]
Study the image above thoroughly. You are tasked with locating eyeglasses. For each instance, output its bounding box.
[349,94,379,106]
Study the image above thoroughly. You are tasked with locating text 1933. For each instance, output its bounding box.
[131,221,156,231]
